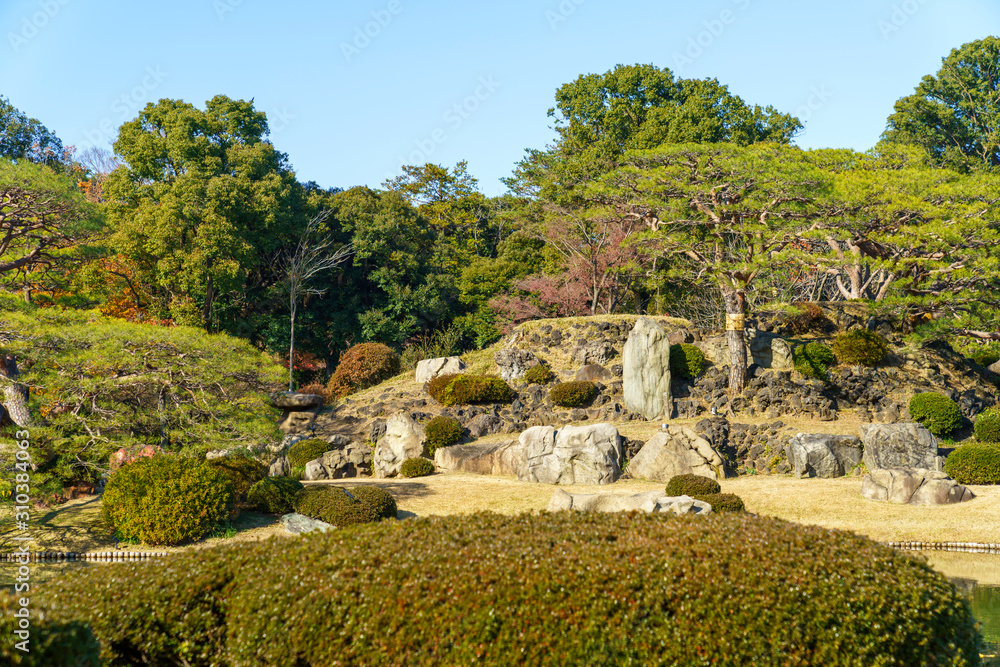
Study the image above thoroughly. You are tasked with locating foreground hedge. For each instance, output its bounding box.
[0,593,100,666]
[40,512,981,666]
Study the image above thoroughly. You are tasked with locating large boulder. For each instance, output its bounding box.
[575,364,614,382]
[547,488,712,515]
[494,348,540,382]
[415,356,466,384]
[281,513,334,535]
[373,412,426,478]
[434,440,525,476]
[859,423,943,471]
[785,433,863,479]
[622,317,672,421]
[861,468,975,505]
[518,423,622,485]
[626,426,727,482]
[572,340,615,366]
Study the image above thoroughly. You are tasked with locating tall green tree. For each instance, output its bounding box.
[0,96,65,166]
[103,96,306,329]
[881,37,1000,171]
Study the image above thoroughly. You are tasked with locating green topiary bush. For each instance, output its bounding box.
[524,363,555,384]
[669,343,705,380]
[692,492,745,512]
[326,342,401,399]
[247,476,304,514]
[975,406,1000,443]
[909,392,963,437]
[945,442,1000,485]
[40,512,983,666]
[832,329,889,366]
[665,474,721,496]
[423,415,464,456]
[400,457,435,478]
[287,438,331,468]
[345,485,398,520]
[206,454,267,504]
[102,455,233,546]
[793,342,837,380]
[294,485,397,527]
[0,593,101,666]
[549,380,598,408]
[427,374,514,406]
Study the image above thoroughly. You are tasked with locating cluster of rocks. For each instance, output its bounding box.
[691,417,792,474]
[782,421,974,506]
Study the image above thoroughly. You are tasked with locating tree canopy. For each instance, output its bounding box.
[881,37,1000,171]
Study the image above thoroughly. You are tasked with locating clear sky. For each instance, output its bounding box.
[2,0,997,195]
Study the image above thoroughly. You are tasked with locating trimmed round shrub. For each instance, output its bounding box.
[287,438,331,469]
[400,457,435,478]
[425,373,459,402]
[0,593,100,666]
[424,415,463,456]
[326,342,401,399]
[549,380,598,408]
[294,485,397,526]
[945,442,1000,485]
[909,392,963,437]
[665,474,721,497]
[247,476,304,514]
[206,455,267,503]
[345,485,398,519]
[974,405,1000,443]
[793,342,837,380]
[427,373,514,406]
[102,455,233,546]
[524,363,555,384]
[693,492,745,512]
[40,513,984,666]
[669,343,705,380]
[832,329,889,366]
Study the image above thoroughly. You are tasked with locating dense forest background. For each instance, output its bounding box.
[3,38,1000,391]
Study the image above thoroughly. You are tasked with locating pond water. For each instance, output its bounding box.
[4,550,1000,661]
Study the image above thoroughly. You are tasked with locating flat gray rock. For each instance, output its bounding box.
[281,513,334,535]
[861,468,975,505]
[547,489,712,515]
[434,440,525,476]
[270,392,324,409]
[415,356,465,384]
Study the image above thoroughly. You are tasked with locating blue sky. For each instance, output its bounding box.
[2,0,997,195]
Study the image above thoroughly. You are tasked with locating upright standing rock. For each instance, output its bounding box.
[373,412,426,478]
[622,317,672,420]
[786,433,863,478]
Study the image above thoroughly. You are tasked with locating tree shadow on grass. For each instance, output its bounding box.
[337,479,434,503]
[0,495,116,554]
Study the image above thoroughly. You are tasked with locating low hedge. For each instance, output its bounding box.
[975,406,1000,443]
[665,473,721,497]
[399,457,435,478]
[426,373,514,406]
[102,455,233,546]
[40,512,982,665]
[423,415,463,456]
[206,455,267,504]
[945,442,1000,485]
[832,329,889,366]
[0,593,100,666]
[669,343,705,380]
[287,438,331,469]
[793,342,837,380]
[523,363,555,384]
[909,392,963,437]
[692,492,745,513]
[549,380,597,408]
[293,485,397,527]
[246,476,304,514]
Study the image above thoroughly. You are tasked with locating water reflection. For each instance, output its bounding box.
[920,551,1000,664]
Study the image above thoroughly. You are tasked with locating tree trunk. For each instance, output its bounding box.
[721,287,747,396]
[288,302,296,392]
[0,354,32,427]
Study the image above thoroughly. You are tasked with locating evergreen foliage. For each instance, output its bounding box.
[326,342,400,399]
[423,416,463,456]
[833,329,889,366]
[523,363,556,384]
[909,392,963,437]
[945,442,1000,485]
[665,474,721,496]
[692,492,745,512]
[793,342,837,380]
[247,476,304,514]
[975,406,1000,443]
[287,438,331,468]
[206,455,267,504]
[548,380,598,407]
[669,343,705,380]
[426,373,514,406]
[399,457,435,478]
